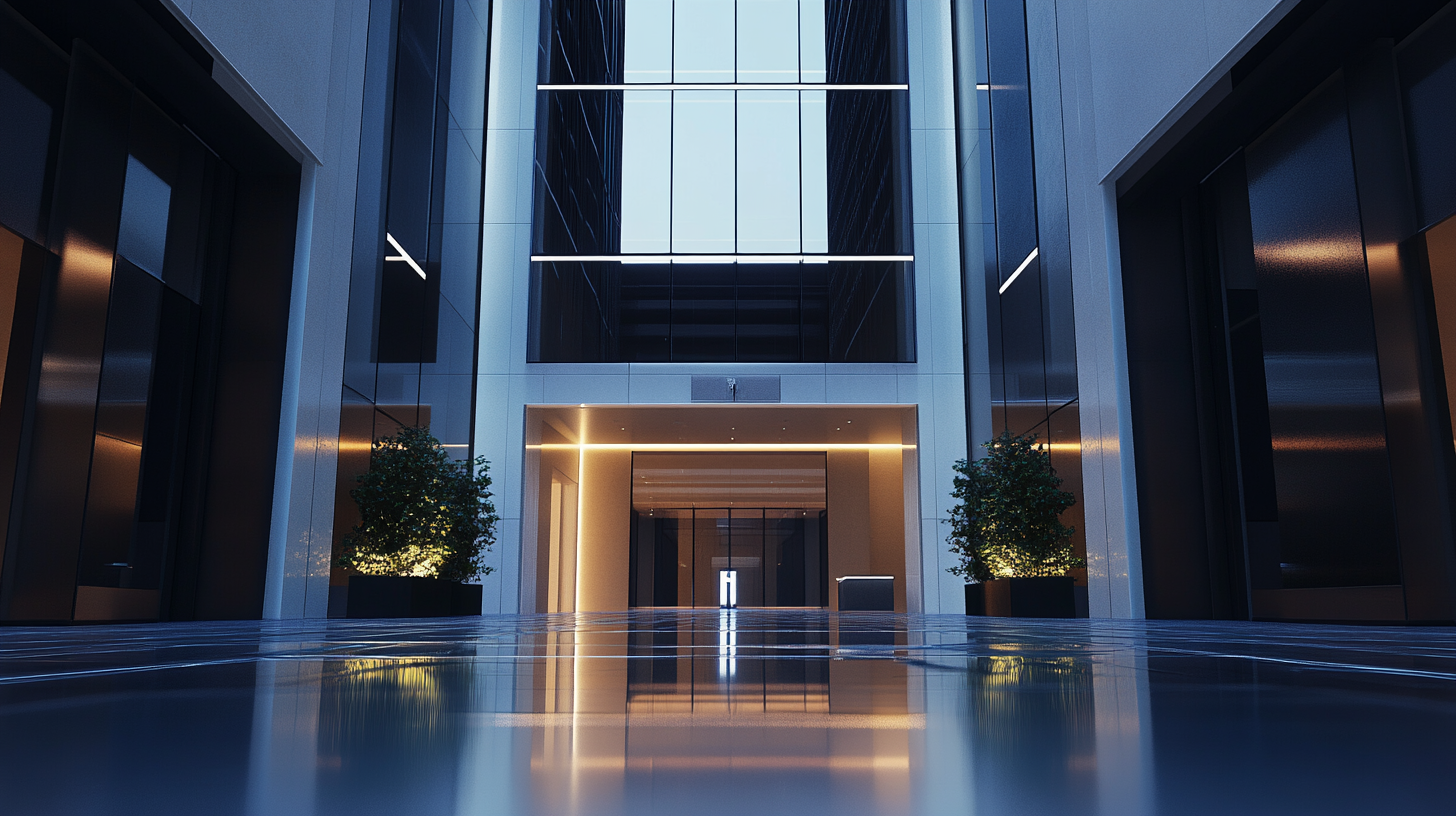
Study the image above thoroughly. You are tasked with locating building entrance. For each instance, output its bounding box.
[629,453,828,608]
[523,404,916,613]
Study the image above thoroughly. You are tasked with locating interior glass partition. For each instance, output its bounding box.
[629,452,828,608]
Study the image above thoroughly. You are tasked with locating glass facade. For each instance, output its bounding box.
[530,0,913,362]
[334,0,489,604]
[960,0,1084,571]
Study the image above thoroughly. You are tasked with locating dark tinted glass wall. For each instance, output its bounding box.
[0,0,304,621]
[1118,0,1456,622]
[958,0,1084,574]
[334,0,488,609]
[529,0,914,363]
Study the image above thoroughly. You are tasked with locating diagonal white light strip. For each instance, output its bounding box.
[530,254,913,264]
[538,83,908,91]
[998,246,1039,295]
[384,232,427,280]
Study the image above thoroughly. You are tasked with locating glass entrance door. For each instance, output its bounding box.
[630,506,828,608]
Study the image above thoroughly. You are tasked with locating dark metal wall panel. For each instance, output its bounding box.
[1398,3,1456,232]
[1347,43,1456,620]
[2,45,129,620]
[0,6,65,246]
[192,172,299,620]
[0,234,47,588]
[1245,75,1402,590]
[1118,187,1215,620]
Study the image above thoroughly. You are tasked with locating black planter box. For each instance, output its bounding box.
[346,576,482,618]
[965,577,1076,618]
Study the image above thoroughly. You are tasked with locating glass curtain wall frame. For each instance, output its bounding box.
[333,0,489,614]
[529,0,914,363]
[962,0,1085,573]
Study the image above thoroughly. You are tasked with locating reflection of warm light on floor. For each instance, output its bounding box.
[528,443,915,451]
[531,755,911,771]
[627,691,830,714]
[487,712,926,729]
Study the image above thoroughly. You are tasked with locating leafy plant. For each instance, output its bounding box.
[335,426,497,582]
[947,431,1081,581]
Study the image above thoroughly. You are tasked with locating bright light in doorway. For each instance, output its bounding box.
[719,569,738,609]
[385,233,427,280]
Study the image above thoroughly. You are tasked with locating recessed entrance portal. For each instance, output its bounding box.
[629,453,829,608]
[523,404,918,613]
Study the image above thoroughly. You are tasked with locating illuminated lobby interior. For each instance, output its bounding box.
[523,405,918,613]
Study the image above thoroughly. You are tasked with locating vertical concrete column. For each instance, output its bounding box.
[906,0,970,614]
[476,0,541,614]
[1046,0,1145,618]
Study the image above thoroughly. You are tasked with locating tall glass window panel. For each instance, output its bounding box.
[673,0,735,83]
[672,90,735,253]
[736,0,799,83]
[622,91,672,253]
[799,0,827,83]
[625,0,672,83]
[800,90,828,252]
[737,91,800,253]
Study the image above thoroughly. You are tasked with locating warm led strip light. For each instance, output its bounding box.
[997,246,1039,295]
[538,83,908,91]
[531,254,914,264]
[528,443,915,451]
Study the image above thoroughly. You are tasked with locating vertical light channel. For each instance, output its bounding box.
[737,90,801,253]
[621,91,672,253]
[800,90,829,253]
[672,90,737,253]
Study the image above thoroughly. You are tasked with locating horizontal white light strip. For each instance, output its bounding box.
[975,83,990,91]
[531,254,913,264]
[836,576,895,581]
[384,233,426,280]
[538,83,908,91]
[528,443,915,451]
[997,246,1039,295]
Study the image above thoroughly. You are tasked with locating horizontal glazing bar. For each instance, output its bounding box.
[537,83,908,91]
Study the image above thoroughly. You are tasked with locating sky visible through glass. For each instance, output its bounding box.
[620,0,830,256]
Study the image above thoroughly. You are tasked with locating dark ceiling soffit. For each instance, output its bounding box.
[1114,0,1449,203]
[3,0,299,178]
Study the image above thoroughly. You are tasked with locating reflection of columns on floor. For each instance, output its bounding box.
[454,636,528,816]
[245,653,322,816]
[1092,637,1157,816]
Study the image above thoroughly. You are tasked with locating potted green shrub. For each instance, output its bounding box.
[948,431,1082,617]
[335,426,497,618]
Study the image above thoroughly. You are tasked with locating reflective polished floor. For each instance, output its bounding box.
[2,611,1455,815]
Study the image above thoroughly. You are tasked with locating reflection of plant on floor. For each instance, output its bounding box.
[947,431,1081,581]
[335,426,497,581]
